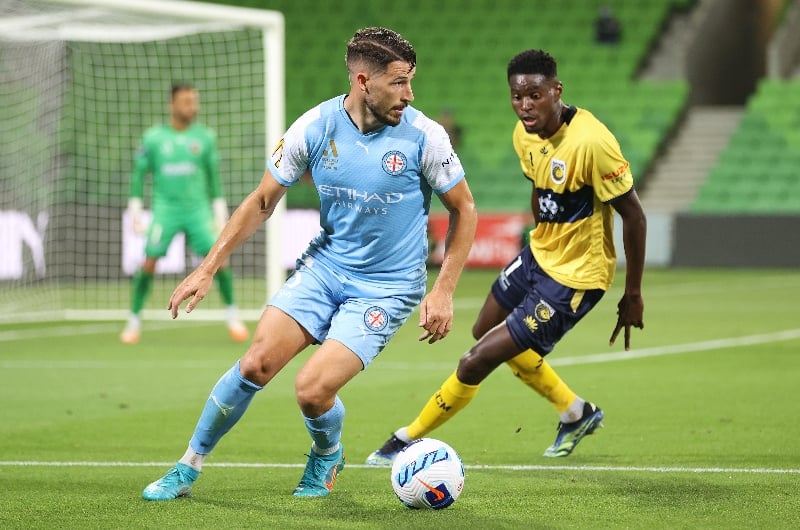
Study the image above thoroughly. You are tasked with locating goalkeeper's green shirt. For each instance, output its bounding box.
[130,123,222,213]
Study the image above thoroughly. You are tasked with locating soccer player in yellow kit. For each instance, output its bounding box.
[367,49,647,462]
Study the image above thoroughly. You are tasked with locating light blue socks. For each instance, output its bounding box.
[189,360,263,454]
[303,395,345,454]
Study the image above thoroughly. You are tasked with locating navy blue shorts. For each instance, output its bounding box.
[490,248,605,356]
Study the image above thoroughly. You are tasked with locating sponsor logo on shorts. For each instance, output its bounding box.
[364,306,389,331]
[524,315,538,332]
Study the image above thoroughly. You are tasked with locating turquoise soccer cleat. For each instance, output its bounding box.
[543,402,604,458]
[292,445,345,497]
[142,462,200,501]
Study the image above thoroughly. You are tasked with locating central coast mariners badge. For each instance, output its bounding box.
[534,300,555,322]
[550,158,567,185]
[364,306,389,331]
[382,150,407,175]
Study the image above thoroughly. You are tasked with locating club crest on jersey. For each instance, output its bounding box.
[550,158,567,185]
[382,150,407,175]
[364,306,389,331]
[189,140,202,154]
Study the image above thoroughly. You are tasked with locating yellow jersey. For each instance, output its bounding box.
[512,106,633,291]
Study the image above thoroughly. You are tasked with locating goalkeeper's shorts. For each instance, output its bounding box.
[145,209,215,258]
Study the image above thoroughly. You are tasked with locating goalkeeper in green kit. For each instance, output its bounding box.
[121,83,249,345]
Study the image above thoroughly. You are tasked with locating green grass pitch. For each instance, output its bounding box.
[1,268,799,529]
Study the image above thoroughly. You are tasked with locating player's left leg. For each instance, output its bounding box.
[215,266,249,341]
[505,350,603,456]
[304,264,424,487]
[474,286,594,438]
[292,343,359,497]
[187,215,248,341]
[504,272,606,457]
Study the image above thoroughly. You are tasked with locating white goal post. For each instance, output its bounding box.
[0,0,286,322]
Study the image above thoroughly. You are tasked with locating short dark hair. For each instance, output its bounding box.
[507,50,558,80]
[171,82,195,99]
[345,27,416,72]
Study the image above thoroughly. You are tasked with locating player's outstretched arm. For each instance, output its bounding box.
[609,189,647,350]
[418,179,477,343]
[168,170,287,317]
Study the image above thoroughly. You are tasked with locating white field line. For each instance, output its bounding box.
[0,461,797,474]
[372,328,800,372]
[549,328,800,367]
[2,326,798,475]
[0,321,212,342]
[2,328,800,371]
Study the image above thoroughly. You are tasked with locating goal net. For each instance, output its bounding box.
[0,0,285,323]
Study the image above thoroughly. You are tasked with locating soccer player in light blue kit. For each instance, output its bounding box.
[142,27,477,500]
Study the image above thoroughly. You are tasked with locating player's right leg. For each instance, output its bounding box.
[367,253,525,466]
[364,370,481,466]
[121,217,175,344]
[141,359,264,500]
[366,323,521,466]
[120,256,159,344]
[367,257,518,466]
[142,308,313,500]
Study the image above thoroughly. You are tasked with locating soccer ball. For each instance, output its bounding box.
[390,438,465,510]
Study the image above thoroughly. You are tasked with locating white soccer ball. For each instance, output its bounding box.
[390,438,465,510]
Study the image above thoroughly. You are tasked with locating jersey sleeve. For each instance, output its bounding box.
[204,128,223,200]
[417,116,465,194]
[129,133,150,199]
[590,126,634,203]
[267,106,320,186]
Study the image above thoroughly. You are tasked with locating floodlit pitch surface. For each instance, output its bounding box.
[1,268,798,529]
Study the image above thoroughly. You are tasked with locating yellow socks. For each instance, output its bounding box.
[506,349,577,414]
[406,371,480,439]
[403,351,581,440]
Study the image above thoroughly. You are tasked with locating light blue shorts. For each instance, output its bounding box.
[268,253,426,369]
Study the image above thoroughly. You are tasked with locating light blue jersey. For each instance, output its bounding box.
[269,95,465,280]
[267,95,465,366]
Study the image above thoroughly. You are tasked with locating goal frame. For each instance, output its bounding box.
[49,0,287,309]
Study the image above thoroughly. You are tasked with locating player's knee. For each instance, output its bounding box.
[294,379,333,416]
[238,349,275,387]
[457,348,492,385]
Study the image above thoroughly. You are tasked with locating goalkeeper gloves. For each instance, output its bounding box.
[127,197,148,234]
[212,198,229,234]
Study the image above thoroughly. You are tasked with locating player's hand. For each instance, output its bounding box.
[132,214,148,234]
[127,198,148,234]
[418,290,454,344]
[212,198,228,234]
[168,267,214,318]
[609,293,644,351]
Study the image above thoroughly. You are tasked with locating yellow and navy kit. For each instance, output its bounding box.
[512,106,634,291]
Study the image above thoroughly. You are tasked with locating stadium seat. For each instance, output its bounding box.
[226,0,690,211]
[691,77,800,214]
